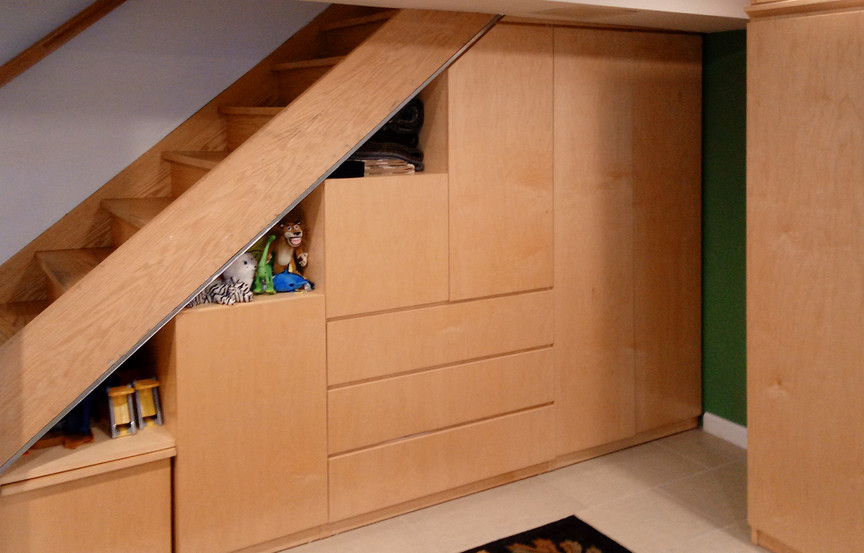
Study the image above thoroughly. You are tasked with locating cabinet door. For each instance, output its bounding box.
[554,28,637,455]
[171,294,327,553]
[324,174,449,318]
[448,24,554,301]
[554,28,701,455]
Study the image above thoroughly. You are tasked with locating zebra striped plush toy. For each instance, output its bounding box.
[186,253,257,307]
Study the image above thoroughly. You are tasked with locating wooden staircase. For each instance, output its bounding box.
[0,6,499,472]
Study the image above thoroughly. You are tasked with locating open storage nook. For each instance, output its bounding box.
[0,13,702,553]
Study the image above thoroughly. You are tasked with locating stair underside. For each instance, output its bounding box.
[0,9,500,473]
[36,248,113,300]
[162,150,229,170]
[101,197,173,229]
[0,301,49,347]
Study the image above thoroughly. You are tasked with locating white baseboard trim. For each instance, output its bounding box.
[702,412,748,450]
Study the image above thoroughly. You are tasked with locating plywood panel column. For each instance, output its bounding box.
[748,9,864,553]
[632,33,702,433]
[447,23,554,301]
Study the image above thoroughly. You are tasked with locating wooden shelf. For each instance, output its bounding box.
[0,425,175,496]
[180,287,323,316]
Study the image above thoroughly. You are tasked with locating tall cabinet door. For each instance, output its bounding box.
[170,294,328,553]
[554,28,637,455]
[448,24,554,301]
[748,11,864,553]
[554,28,701,455]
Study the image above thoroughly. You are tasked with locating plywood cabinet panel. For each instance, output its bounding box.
[327,290,554,386]
[0,460,171,553]
[329,406,553,521]
[748,12,864,553]
[631,33,702,433]
[447,24,554,301]
[328,348,553,454]
[171,294,328,553]
[324,173,449,318]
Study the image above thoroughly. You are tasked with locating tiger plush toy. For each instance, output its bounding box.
[186,252,256,307]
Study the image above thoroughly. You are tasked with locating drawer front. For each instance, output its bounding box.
[327,290,554,385]
[329,348,554,454]
[0,460,171,553]
[329,406,553,521]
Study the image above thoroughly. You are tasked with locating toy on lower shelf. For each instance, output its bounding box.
[253,235,277,295]
[107,384,137,438]
[133,379,163,429]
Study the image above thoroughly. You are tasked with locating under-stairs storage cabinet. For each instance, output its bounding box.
[748,7,864,553]
[553,28,702,456]
[161,292,328,553]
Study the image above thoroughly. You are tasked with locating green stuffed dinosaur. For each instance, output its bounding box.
[253,234,277,295]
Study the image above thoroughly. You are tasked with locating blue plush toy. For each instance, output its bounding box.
[273,270,314,293]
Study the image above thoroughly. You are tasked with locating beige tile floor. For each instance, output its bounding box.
[284,430,763,553]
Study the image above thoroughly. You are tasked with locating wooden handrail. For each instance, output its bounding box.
[0,0,127,89]
[0,9,499,475]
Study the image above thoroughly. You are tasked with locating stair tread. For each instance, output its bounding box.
[218,106,284,116]
[0,301,50,347]
[35,248,113,295]
[101,197,173,229]
[319,10,398,32]
[272,56,345,72]
[162,150,229,170]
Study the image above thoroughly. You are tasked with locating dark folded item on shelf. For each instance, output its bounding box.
[380,97,424,135]
[370,127,419,148]
[350,141,424,171]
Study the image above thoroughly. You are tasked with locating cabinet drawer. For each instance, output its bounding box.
[329,348,553,454]
[0,460,171,553]
[327,290,553,385]
[329,406,553,521]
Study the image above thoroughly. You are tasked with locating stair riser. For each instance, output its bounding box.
[278,65,335,105]
[110,217,140,249]
[45,280,64,303]
[224,113,276,151]
[171,164,209,197]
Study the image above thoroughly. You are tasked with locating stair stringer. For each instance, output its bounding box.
[0,9,500,473]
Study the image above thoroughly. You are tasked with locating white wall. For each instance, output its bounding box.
[0,0,327,267]
[1,0,95,65]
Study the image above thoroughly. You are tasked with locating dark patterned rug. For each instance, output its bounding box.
[462,516,633,553]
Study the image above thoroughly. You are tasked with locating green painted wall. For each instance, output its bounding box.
[702,30,747,426]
